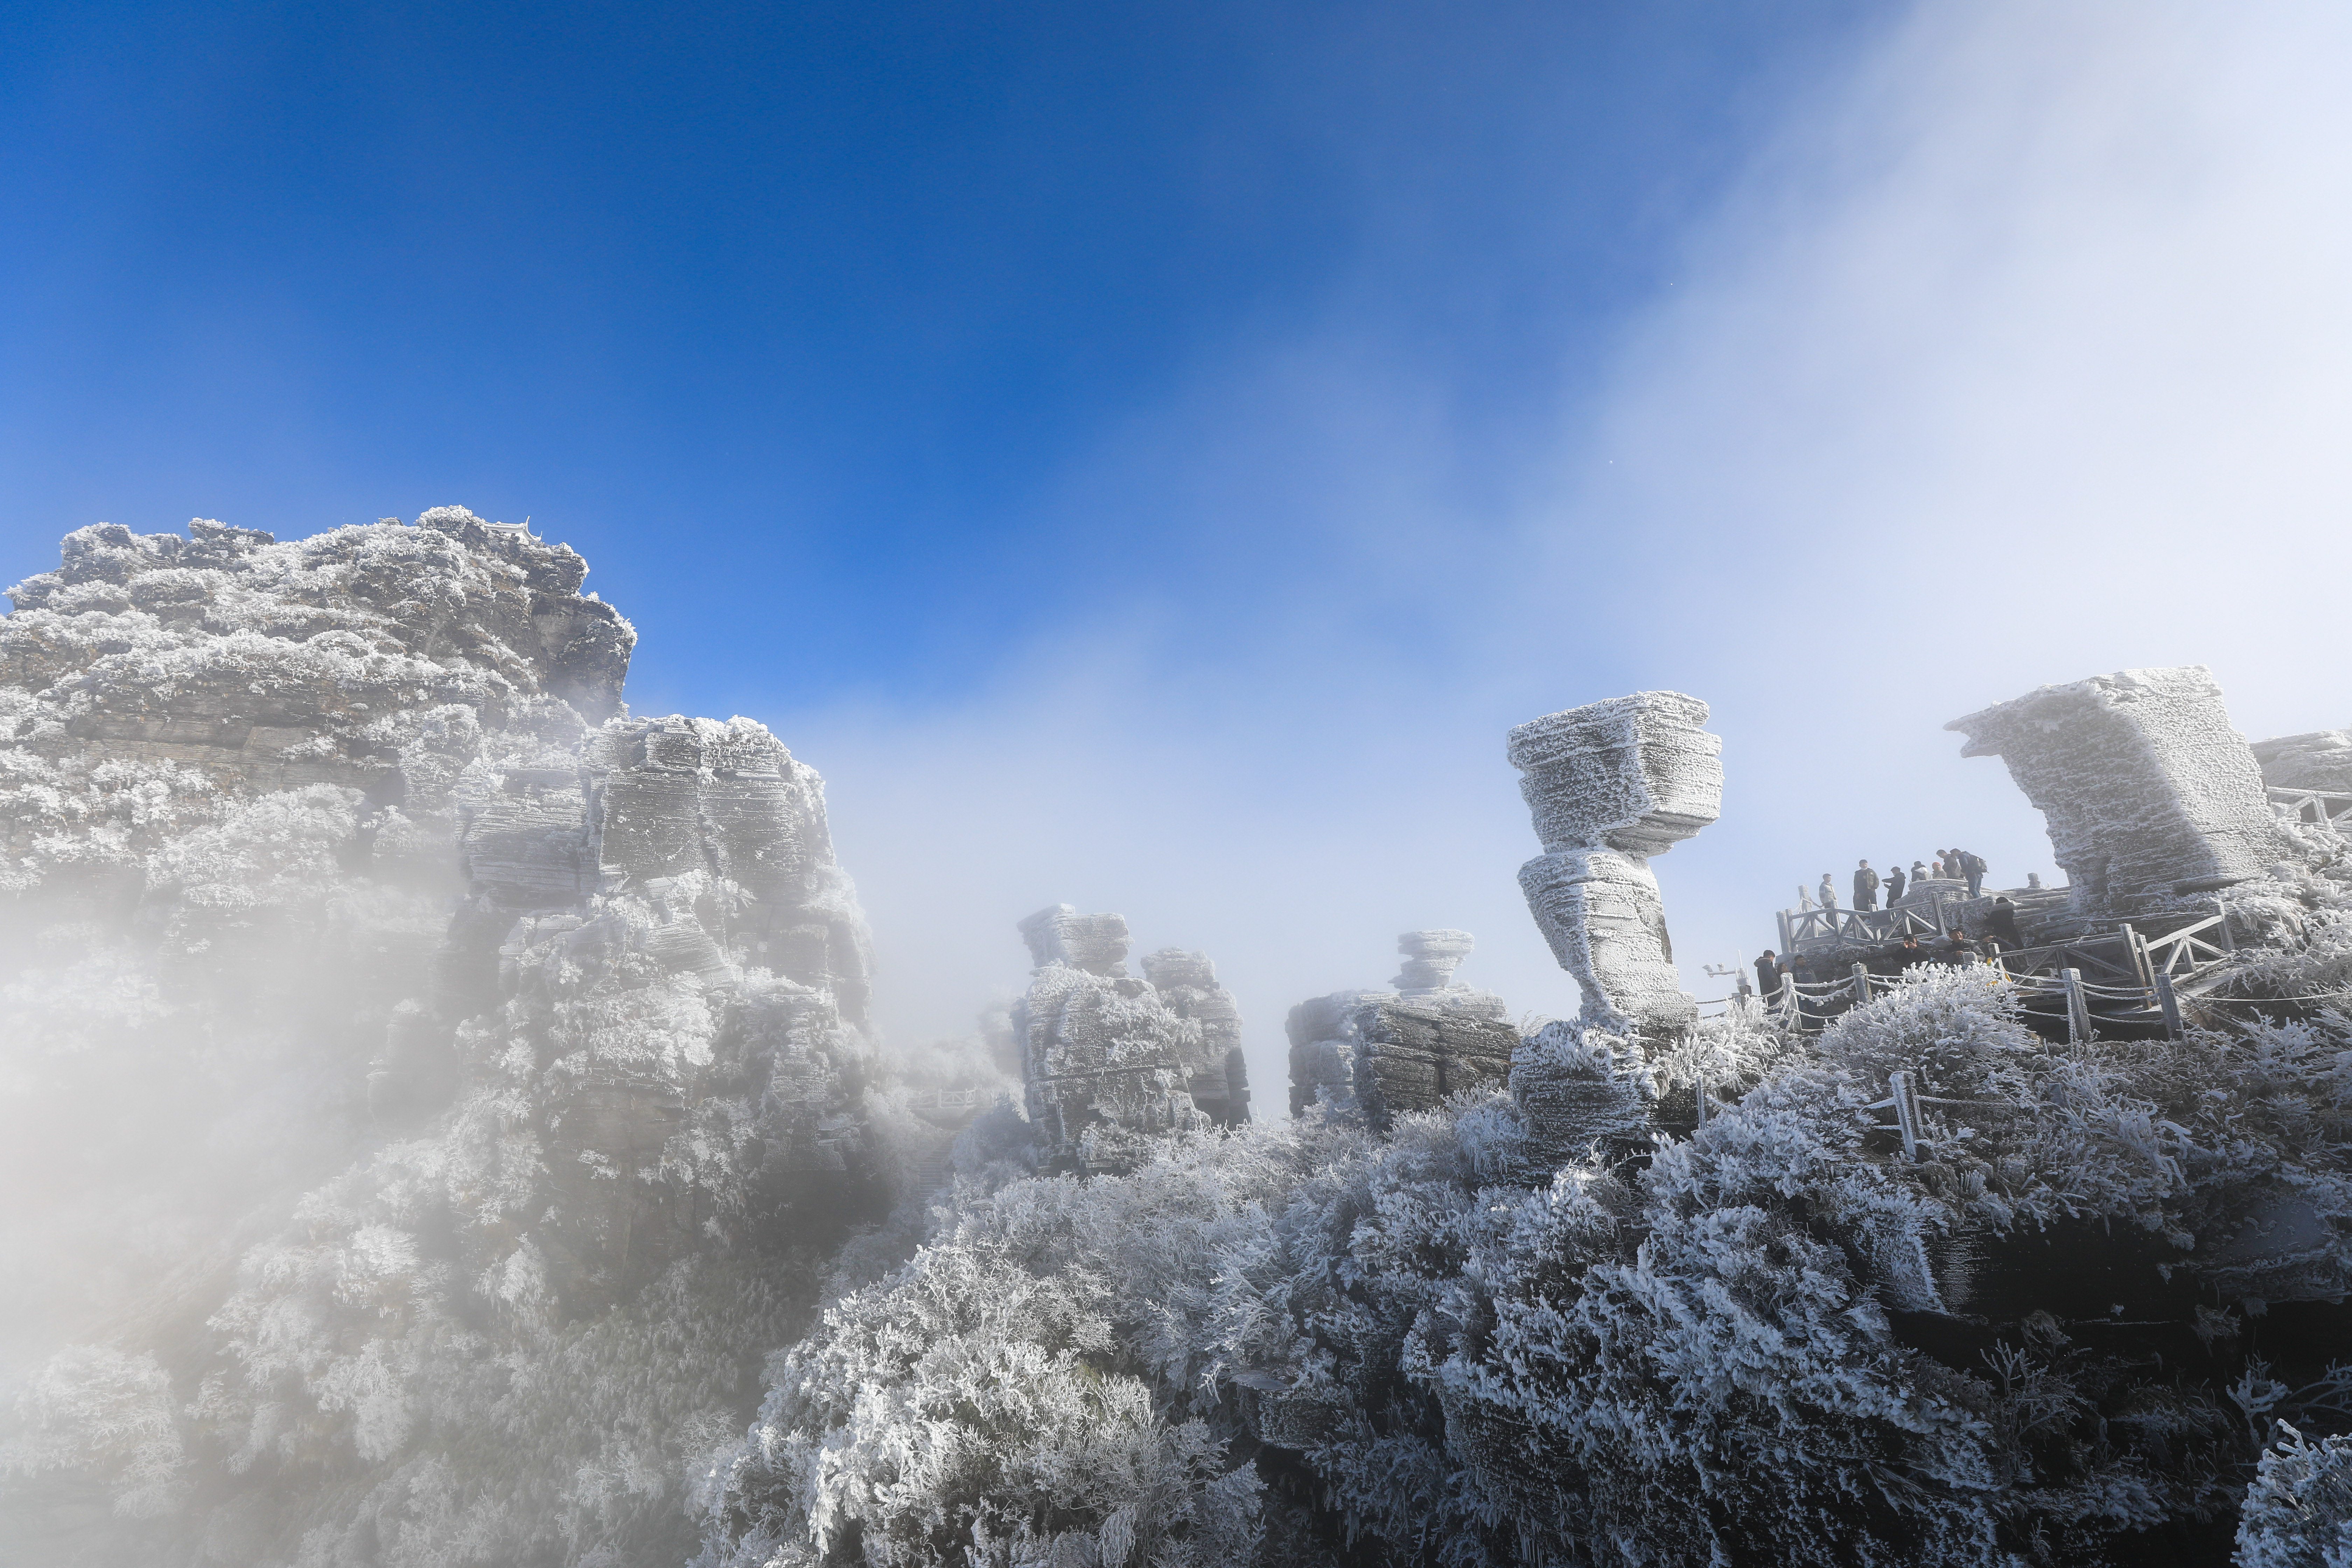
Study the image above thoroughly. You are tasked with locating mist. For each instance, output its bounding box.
[762,0,2352,1096]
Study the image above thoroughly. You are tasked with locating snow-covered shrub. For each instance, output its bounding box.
[2238,1422,2352,1568]
[1818,965,2042,1103]
[693,1241,1262,1568]
[0,1346,188,1518]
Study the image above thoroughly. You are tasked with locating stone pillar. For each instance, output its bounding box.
[1507,692,1721,1042]
[1017,904,1133,975]
[1142,947,1249,1126]
[1946,667,2294,910]
[1014,906,1210,1171]
[1286,932,1513,1126]
[1392,929,1475,992]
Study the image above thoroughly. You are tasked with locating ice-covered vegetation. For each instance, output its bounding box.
[698,951,2352,1566]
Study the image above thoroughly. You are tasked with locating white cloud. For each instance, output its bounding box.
[776,0,2352,1101]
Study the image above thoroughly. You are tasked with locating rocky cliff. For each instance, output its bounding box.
[0,511,882,1566]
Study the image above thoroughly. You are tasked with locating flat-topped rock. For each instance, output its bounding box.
[2251,728,2352,794]
[1014,911,1219,1169]
[1506,691,1721,856]
[1392,929,1475,992]
[1947,666,2294,908]
[1141,947,1250,1126]
[1287,932,1512,1124]
[1018,904,1133,976]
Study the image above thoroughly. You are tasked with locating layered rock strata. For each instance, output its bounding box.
[1508,692,1720,1041]
[1140,947,1251,1126]
[1013,906,1213,1171]
[1286,932,1514,1127]
[2251,728,2352,794]
[1947,666,2295,910]
[1392,928,1475,992]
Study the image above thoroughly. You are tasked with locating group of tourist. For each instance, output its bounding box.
[1800,847,1987,913]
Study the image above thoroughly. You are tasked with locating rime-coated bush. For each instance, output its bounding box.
[2238,1423,2352,1568]
[693,1239,1265,1568]
[693,948,2352,1568]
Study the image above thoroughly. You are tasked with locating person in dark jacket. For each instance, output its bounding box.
[1895,932,1929,968]
[1853,860,1881,911]
[1943,926,1980,963]
[1884,863,1907,905]
[1986,897,2024,949]
[1755,949,1786,1002]
[1960,848,1987,897]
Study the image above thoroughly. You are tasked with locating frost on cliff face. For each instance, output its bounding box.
[0,512,882,1566]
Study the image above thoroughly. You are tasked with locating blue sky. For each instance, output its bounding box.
[8,1,2352,1087]
[1,0,1871,704]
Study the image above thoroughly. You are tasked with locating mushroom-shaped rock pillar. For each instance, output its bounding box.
[1508,692,1721,1042]
[1017,904,1133,976]
[1392,929,1475,993]
[1946,667,2293,912]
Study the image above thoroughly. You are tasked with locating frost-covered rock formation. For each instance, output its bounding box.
[0,511,880,1566]
[2252,727,2352,794]
[1014,905,1216,1171]
[1948,665,2296,910]
[1284,931,1514,1127]
[1140,947,1251,1126]
[1508,691,1720,1041]
[1392,927,1475,992]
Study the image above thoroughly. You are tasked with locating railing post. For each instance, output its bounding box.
[2063,967,2092,1045]
[1889,1069,1919,1162]
[1778,909,1793,957]
[2154,971,2184,1040]
[2120,923,2154,990]
[2217,903,2237,953]
[1851,962,1871,1007]
[1694,1075,1710,1128]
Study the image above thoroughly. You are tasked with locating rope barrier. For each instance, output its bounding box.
[2199,986,2352,1006]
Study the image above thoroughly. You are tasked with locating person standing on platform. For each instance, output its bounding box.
[1884,862,1907,906]
[1912,858,1931,888]
[1818,873,1838,911]
[1987,896,2023,949]
[1853,860,1881,912]
[1960,848,1987,898]
[1755,949,1786,1003]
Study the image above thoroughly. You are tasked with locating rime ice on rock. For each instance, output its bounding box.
[1018,904,1134,976]
[1392,929,1474,992]
[1013,906,1216,1171]
[1511,1023,1653,1167]
[1285,932,1514,1128]
[0,508,883,1321]
[2251,728,2352,794]
[1507,692,1720,1042]
[1140,947,1251,1126]
[1946,666,2295,910]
